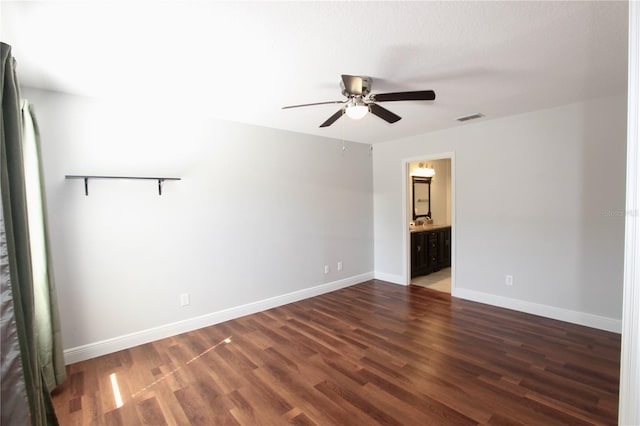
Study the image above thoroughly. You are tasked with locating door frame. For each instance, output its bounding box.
[619,1,640,422]
[402,152,455,291]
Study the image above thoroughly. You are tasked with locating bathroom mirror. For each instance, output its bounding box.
[412,176,432,220]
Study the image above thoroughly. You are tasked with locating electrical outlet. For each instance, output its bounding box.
[324,265,330,274]
[180,293,190,306]
[505,275,513,286]
[337,261,343,271]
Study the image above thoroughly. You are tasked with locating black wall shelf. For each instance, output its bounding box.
[65,175,181,196]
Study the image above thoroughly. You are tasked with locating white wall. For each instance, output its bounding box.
[24,88,374,361]
[374,95,627,330]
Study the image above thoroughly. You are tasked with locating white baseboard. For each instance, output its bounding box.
[453,287,622,333]
[374,271,406,285]
[64,272,374,364]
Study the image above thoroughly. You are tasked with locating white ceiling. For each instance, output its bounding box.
[0,1,628,144]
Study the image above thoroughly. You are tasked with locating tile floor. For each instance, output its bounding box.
[411,267,451,293]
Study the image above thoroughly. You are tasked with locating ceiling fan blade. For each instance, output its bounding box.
[282,100,345,109]
[319,109,345,127]
[369,103,401,124]
[371,90,436,102]
[341,74,364,95]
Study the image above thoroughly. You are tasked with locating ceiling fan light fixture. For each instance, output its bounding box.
[345,100,369,120]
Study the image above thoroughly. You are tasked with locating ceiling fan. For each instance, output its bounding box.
[282,74,436,128]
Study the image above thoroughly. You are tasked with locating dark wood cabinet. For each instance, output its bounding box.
[411,232,429,276]
[437,227,451,267]
[411,226,451,277]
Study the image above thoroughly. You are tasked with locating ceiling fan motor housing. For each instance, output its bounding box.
[341,76,372,97]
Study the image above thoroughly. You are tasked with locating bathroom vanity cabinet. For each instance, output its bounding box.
[411,226,451,278]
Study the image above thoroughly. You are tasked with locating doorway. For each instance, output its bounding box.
[405,154,454,293]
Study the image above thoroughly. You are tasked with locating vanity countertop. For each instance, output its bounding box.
[410,224,451,233]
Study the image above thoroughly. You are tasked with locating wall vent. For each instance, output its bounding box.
[456,113,484,122]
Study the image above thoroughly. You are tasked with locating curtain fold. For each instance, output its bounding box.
[1,180,30,426]
[21,99,66,392]
[1,41,64,426]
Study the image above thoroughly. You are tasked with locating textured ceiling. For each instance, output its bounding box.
[0,1,628,144]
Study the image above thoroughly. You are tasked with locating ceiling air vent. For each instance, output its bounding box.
[456,113,484,122]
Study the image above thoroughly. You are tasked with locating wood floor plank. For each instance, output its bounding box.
[52,280,620,425]
[249,357,355,425]
[135,396,167,426]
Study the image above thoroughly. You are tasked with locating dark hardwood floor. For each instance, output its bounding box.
[52,280,621,425]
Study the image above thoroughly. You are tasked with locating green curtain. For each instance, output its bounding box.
[1,42,65,425]
[21,99,66,393]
